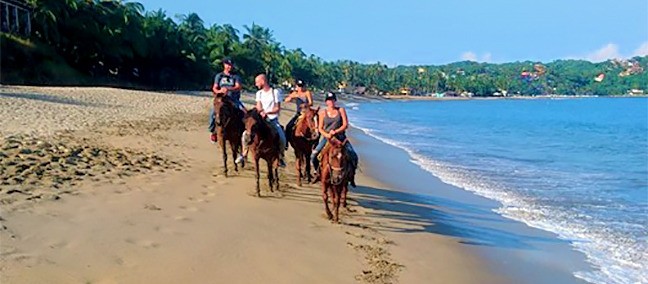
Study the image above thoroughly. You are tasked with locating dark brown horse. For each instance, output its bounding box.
[319,137,350,222]
[288,106,320,186]
[213,94,245,176]
[243,108,281,197]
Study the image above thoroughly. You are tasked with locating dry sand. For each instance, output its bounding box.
[0,86,506,283]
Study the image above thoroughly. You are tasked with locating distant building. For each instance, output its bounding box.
[1,0,31,36]
[628,89,644,96]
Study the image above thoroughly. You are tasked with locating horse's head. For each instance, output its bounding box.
[295,106,320,141]
[214,94,241,127]
[243,108,263,145]
[327,137,348,185]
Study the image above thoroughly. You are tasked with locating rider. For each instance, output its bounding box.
[209,58,244,143]
[284,79,313,149]
[311,92,358,187]
[238,74,287,167]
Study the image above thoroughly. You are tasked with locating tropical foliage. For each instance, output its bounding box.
[2,0,646,96]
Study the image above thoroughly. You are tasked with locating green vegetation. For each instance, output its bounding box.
[2,0,647,96]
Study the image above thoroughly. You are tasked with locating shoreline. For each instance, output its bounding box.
[1,86,505,283]
[349,126,590,283]
[381,94,648,100]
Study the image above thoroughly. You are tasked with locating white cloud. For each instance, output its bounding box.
[482,52,492,62]
[461,51,478,61]
[585,43,622,62]
[632,41,648,57]
[460,51,493,62]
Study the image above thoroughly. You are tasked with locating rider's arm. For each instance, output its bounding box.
[221,75,242,93]
[318,110,329,139]
[332,108,349,135]
[230,75,242,91]
[255,91,264,113]
[212,73,223,94]
[306,91,313,107]
[283,91,295,102]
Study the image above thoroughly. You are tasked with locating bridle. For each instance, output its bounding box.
[327,138,348,186]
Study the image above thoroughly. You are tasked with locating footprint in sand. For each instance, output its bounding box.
[139,240,160,249]
[174,215,191,222]
[47,240,69,249]
[178,205,199,212]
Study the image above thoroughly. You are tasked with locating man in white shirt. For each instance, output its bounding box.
[237,74,286,167]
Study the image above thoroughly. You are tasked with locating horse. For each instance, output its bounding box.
[319,137,351,222]
[213,94,245,177]
[243,108,281,197]
[288,105,320,186]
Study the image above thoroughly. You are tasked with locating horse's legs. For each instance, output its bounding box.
[254,157,261,197]
[321,181,333,220]
[342,183,349,208]
[295,152,302,187]
[332,185,341,223]
[229,139,238,172]
[220,137,228,177]
[274,164,280,192]
[305,151,312,183]
[266,159,274,193]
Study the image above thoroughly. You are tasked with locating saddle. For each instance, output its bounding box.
[292,113,307,137]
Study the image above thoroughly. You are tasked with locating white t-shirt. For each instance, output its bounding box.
[256,88,282,120]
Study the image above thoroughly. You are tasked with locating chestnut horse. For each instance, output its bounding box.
[213,94,245,176]
[319,137,351,222]
[243,108,281,197]
[288,106,320,186]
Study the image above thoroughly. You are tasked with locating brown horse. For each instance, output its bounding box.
[243,108,281,197]
[319,137,350,222]
[213,94,245,176]
[288,105,320,186]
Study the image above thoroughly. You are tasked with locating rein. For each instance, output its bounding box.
[327,139,349,186]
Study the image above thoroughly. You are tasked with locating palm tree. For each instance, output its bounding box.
[243,23,274,54]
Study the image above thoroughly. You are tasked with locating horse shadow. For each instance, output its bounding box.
[342,184,567,251]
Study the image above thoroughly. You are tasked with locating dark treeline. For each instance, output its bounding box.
[2,0,647,96]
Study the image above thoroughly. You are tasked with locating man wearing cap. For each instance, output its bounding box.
[284,79,314,149]
[209,58,244,143]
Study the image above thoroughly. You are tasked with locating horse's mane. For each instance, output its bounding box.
[245,108,271,136]
[215,95,243,121]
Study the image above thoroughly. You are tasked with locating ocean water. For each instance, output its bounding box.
[345,98,648,284]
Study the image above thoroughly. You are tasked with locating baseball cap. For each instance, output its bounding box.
[222,58,233,65]
[296,80,305,87]
[324,92,337,101]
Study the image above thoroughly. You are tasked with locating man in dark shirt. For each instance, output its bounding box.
[209,58,244,143]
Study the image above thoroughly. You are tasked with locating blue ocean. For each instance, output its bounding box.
[346,98,648,284]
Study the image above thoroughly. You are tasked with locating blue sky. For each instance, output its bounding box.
[136,0,648,65]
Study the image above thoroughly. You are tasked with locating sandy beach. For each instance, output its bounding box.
[0,86,507,283]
